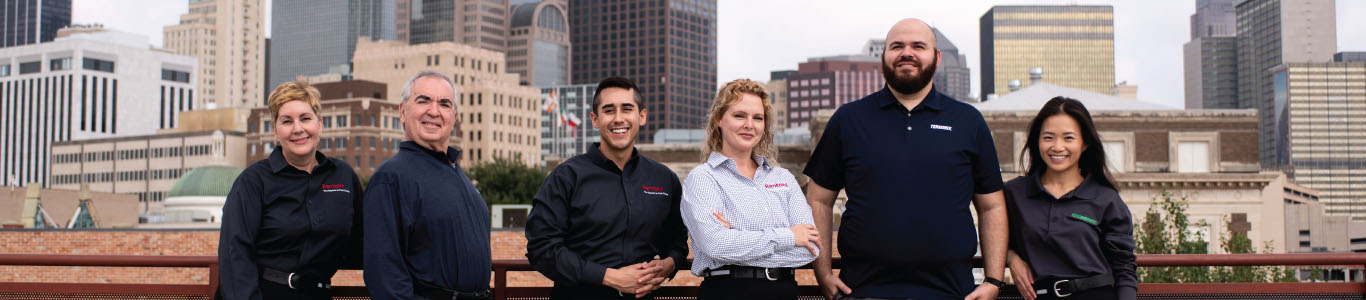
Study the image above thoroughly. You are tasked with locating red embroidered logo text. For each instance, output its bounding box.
[765,183,788,188]
[322,184,346,189]
[642,185,664,192]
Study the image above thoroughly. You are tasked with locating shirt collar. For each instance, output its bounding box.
[267,147,333,174]
[705,151,772,171]
[400,141,461,164]
[875,86,945,113]
[587,142,640,173]
[1027,171,1100,200]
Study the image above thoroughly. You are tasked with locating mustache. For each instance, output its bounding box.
[892,56,921,67]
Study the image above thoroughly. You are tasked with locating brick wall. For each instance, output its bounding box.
[0,230,842,287]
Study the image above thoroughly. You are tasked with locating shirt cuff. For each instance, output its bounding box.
[582,263,608,287]
[1117,285,1137,300]
[771,227,796,251]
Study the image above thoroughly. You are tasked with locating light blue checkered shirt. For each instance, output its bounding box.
[681,152,819,276]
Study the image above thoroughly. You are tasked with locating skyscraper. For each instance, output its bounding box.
[268,0,393,89]
[507,1,570,87]
[569,0,716,142]
[1274,62,1366,219]
[163,0,266,108]
[1235,0,1336,168]
[1183,0,1238,109]
[1,0,70,48]
[395,0,509,52]
[980,5,1115,97]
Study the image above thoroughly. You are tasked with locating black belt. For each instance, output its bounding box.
[260,267,331,290]
[700,265,794,281]
[414,281,490,300]
[1033,273,1114,298]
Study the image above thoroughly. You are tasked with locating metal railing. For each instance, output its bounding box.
[2,253,1365,299]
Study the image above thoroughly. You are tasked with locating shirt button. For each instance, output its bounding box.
[906,126,913,131]
[907,113,912,117]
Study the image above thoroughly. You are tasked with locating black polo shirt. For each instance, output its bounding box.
[803,87,1003,299]
[1004,174,1137,300]
[219,148,363,300]
[525,143,689,299]
[363,142,491,300]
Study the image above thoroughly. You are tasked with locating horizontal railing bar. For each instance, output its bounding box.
[0,282,211,294]
[0,254,217,268]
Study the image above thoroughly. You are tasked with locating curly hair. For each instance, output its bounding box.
[702,79,775,163]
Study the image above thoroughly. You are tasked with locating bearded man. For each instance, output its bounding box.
[802,18,1009,300]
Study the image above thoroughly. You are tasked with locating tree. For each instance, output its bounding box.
[1135,190,1299,283]
[466,157,547,208]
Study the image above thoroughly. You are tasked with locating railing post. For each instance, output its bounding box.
[208,261,219,300]
[494,266,507,300]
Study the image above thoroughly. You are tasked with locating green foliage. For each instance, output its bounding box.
[466,157,547,208]
[1134,190,1299,283]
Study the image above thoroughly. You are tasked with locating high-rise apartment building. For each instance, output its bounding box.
[569,0,716,142]
[766,70,795,130]
[785,55,883,129]
[506,1,570,87]
[268,0,393,89]
[0,29,197,187]
[351,38,541,167]
[980,5,1115,96]
[163,0,266,108]
[1235,0,1336,168]
[1183,0,1239,110]
[1274,62,1366,219]
[539,84,597,160]
[396,0,508,52]
[1,0,70,48]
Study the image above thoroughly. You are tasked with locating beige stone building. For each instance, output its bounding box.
[0,185,139,228]
[162,0,266,108]
[766,70,794,130]
[352,38,541,167]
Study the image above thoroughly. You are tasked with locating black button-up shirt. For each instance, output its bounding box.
[525,143,688,297]
[219,148,363,300]
[1004,174,1137,300]
[363,141,491,300]
[803,87,1003,299]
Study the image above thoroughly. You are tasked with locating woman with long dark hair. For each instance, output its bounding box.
[1003,97,1137,300]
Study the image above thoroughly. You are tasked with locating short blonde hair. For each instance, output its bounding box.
[267,80,322,119]
[703,79,775,162]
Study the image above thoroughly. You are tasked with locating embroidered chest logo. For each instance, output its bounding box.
[642,185,669,196]
[764,183,788,189]
[322,184,350,193]
[930,124,953,131]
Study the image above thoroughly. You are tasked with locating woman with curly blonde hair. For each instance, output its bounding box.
[680,79,818,300]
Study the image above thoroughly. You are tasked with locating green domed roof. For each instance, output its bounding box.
[168,165,243,198]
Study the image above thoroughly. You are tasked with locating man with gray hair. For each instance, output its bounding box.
[364,70,492,300]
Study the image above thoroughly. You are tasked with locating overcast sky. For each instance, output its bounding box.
[74,0,1364,109]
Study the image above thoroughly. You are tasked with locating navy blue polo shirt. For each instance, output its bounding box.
[804,87,1003,299]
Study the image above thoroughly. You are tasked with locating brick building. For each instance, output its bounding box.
[245,80,406,180]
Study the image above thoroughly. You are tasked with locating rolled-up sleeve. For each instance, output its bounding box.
[1103,199,1138,300]
[681,171,798,264]
[525,167,610,286]
[218,172,264,300]
[362,173,413,300]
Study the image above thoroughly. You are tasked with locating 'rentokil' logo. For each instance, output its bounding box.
[764,183,788,189]
[642,185,669,196]
[322,183,350,193]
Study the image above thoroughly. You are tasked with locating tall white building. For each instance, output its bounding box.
[0,28,197,187]
[163,0,266,108]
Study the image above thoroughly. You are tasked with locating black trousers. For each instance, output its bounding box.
[698,276,798,300]
[1032,284,1117,300]
[258,280,332,300]
[549,285,655,300]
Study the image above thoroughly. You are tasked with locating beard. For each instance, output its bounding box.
[881,53,938,95]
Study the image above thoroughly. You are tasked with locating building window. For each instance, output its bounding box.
[337,115,348,127]
[322,116,333,128]
[1104,141,1125,173]
[50,58,72,71]
[161,69,191,83]
[82,58,115,73]
[19,61,41,74]
[263,121,272,133]
[0,64,9,76]
[1176,141,1210,173]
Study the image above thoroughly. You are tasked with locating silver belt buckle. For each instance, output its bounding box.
[1053,279,1073,298]
[286,272,297,289]
[764,268,777,281]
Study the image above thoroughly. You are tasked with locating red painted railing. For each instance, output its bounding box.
[2,253,1365,299]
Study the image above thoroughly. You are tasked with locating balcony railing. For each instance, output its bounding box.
[1,253,1364,299]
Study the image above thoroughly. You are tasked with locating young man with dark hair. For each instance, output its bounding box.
[526,77,689,300]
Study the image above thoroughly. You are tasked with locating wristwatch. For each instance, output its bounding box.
[982,277,1006,289]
